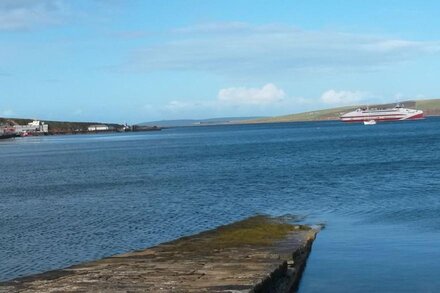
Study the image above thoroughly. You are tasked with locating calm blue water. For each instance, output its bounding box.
[1,119,440,292]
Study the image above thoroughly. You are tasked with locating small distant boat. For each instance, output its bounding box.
[363,120,376,125]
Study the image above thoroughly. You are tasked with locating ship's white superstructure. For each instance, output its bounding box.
[340,104,423,123]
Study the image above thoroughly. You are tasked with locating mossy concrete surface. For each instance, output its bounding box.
[0,215,319,293]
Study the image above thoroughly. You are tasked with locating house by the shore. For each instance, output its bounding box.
[87,124,111,132]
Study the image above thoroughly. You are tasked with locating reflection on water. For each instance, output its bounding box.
[1,119,440,291]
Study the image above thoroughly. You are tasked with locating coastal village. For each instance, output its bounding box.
[0,119,160,139]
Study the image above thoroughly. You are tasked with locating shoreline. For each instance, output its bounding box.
[0,127,162,140]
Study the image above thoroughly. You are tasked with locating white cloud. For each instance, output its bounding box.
[0,0,66,31]
[218,83,285,105]
[320,89,366,105]
[164,100,195,112]
[138,84,314,120]
[126,22,440,76]
[173,22,251,34]
[161,84,287,114]
[0,0,120,31]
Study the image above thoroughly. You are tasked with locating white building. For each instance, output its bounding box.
[14,120,48,134]
[88,125,109,132]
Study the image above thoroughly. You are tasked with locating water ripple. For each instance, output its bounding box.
[1,119,440,281]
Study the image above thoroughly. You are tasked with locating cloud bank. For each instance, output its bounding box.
[218,83,285,105]
[0,0,66,31]
[143,85,371,120]
[320,89,366,105]
[0,0,120,31]
[127,22,440,76]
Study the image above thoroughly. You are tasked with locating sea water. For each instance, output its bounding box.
[1,118,440,292]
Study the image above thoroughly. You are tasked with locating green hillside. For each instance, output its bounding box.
[415,99,440,116]
[244,106,355,123]
[244,99,440,124]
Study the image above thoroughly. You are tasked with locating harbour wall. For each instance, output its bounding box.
[0,215,319,293]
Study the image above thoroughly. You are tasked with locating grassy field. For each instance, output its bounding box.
[415,99,440,116]
[244,106,355,123]
[243,98,440,124]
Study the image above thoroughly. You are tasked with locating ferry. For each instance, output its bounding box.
[340,104,424,123]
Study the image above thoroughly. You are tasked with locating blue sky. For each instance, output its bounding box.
[1,0,440,123]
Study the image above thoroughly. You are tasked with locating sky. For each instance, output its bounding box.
[1,0,440,123]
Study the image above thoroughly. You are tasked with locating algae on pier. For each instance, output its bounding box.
[0,215,318,293]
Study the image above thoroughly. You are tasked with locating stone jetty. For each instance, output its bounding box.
[0,215,319,293]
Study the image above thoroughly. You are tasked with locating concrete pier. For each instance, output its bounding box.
[0,216,319,292]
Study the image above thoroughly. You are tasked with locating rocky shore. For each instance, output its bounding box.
[0,215,319,293]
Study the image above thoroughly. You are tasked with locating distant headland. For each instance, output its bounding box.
[139,98,440,127]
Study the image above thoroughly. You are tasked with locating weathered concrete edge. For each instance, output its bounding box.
[251,231,317,293]
[0,216,320,292]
